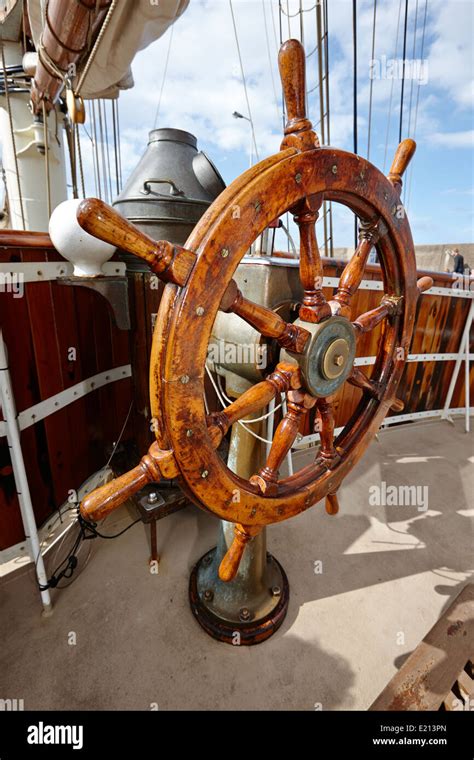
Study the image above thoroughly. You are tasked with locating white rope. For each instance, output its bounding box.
[205,364,282,424]
[75,0,119,94]
[215,369,283,421]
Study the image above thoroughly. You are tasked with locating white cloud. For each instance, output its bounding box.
[429,130,474,148]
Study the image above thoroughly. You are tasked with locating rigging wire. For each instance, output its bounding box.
[111,97,121,196]
[153,22,175,129]
[87,101,100,197]
[262,0,282,126]
[280,1,319,18]
[367,0,377,160]
[299,0,305,47]
[229,0,260,162]
[90,100,102,198]
[102,99,114,201]
[114,98,123,191]
[97,98,109,203]
[399,0,410,143]
[0,42,25,229]
[352,0,358,247]
[383,0,403,172]
[406,0,428,211]
[352,0,358,156]
[406,0,419,139]
[278,0,285,130]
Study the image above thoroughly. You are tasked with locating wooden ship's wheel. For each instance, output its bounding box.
[78,41,432,644]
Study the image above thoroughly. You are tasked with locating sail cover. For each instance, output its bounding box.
[27,0,189,99]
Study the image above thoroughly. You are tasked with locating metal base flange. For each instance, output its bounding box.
[189,525,289,645]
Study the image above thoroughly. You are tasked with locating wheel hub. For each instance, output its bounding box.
[282,316,356,397]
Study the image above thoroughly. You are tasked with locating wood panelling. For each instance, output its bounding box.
[0,239,133,549]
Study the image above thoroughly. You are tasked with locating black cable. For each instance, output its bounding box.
[399,0,409,142]
[38,509,141,591]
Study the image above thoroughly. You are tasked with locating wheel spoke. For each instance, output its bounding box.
[293,196,332,323]
[325,492,340,515]
[218,524,261,582]
[315,397,339,467]
[347,367,381,398]
[250,389,316,494]
[353,294,402,336]
[220,280,310,354]
[330,218,381,316]
[206,362,301,448]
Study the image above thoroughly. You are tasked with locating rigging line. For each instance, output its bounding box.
[406,0,419,139]
[315,0,328,254]
[87,101,99,197]
[153,22,175,129]
[367,0,377,160]
[323,0,331,145]
[406,0,428,211]
[286,0,291,38]
[352,0,358,247]
[91,100,102,199]
[280,1,318,18]
[229,0,260,161]
[111,97,120,196]
[404,0,419,207]
[75,124,86,198]
[399,0,409,143]
[315,3,325,144]
[278,0,290,252]
[306,81,321,96]
[324,0,333,255]
[115,98,123,191]
[42,102,52,220]
[352,0,357,156]
[1,42,25,230]
[261,0,281,126]
[383,0,403,173]
[270,0,280,56]
[299,0,306,113]
[65,118,79,199]
[103,99,114,201]
[278,0,286,130]
[97,99,109,203]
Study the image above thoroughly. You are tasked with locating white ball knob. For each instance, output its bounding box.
[49,198,116,277]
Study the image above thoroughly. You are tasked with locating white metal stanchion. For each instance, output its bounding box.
[0,331,52,614]
[441,299,474,429]
[465,327,471,434]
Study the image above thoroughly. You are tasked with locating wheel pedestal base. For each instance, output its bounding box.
[189,521,289,645]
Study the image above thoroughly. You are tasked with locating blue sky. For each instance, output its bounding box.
[111,0,473,248]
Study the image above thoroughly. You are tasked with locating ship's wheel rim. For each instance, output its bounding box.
[150,147,417,527]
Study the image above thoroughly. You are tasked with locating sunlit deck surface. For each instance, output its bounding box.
[1,418,472,710]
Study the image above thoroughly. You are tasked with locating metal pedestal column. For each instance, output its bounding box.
[189,408,289,645]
